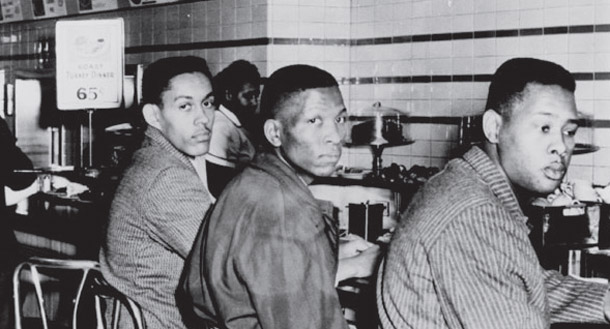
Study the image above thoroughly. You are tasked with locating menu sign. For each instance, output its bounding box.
[77,0,118,14]
[0,0,24,22]
[56,19,124,110]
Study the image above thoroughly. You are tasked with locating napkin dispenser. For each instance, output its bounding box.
[348,202,385,242]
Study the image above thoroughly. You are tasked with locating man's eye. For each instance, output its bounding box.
[203,99,215,109]
[179,103,192,111]
[541,125,550,133]
[308,118,319,124]
[564,129,578,137]
[336,116,347,124]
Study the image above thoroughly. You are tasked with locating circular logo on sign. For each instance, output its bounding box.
[73,35,108,57]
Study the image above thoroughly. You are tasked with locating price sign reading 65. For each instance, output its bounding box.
[56,19,124,110]
[76,87,101,101]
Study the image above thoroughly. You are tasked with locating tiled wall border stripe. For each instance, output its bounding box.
[346,72,610,85]
[350,24,610,46]
[0,23,607,61]
[127,37,352,54]
[592,120,610,128]
[348,115,610,129]
[0,54,34,61]
[125,37,271,53]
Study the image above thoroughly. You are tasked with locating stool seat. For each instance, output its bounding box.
[13,257,145,329]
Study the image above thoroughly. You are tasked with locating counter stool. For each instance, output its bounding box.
[12,257,145,329]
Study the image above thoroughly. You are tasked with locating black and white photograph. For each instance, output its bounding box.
[0,0,609,328]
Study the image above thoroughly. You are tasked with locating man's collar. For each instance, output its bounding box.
[462,146,529,225]
[252,152,320,208]
[218,105,242,127]
[144,126,194,166]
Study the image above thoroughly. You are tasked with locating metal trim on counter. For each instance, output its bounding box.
[348,115,465,125]
[312,176,418,192]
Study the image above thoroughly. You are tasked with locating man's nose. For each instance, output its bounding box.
[249,95,259,107]
[549,133,569,157]
[324,123,345,145]
[195,106,212,125]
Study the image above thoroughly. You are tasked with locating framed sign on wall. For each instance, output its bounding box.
[55,18,124,110]
[77,0,118,14]
[31,0,67,19]
[0,0,24,22]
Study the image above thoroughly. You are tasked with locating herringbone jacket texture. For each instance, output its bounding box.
[100,126,213,329]
[378,146,609,329]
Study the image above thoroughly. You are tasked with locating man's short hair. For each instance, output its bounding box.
[485,57,575,119]
[214,60,260,98]
[142,56,214,106]
[259,64,338,122]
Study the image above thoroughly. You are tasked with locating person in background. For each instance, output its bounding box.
[377,57,610,328]
[181,64,381,329]
[0,116,37,329]
[99,56,216,329]
[206,59,261,197]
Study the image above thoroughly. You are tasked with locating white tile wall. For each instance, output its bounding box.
[0,0,606,183]
[342,0,610,182]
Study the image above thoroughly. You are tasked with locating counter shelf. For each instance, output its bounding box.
[316,169,418,190]
[573,143,600,155]
[344,140,415,178]
[9,193,103,260]
[9,168,116,261]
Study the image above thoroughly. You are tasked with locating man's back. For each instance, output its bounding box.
[379,147,549,329]
[182,152,348,329]
[100,127,211,329]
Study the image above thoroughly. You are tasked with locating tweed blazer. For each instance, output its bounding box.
[378,146,609,329]
[99,126,212,329]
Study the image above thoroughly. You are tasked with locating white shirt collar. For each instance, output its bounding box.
[219,105,242,127]
[189,156,216,203]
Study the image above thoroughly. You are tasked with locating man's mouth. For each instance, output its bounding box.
[324,156,340,163]
[544,163,566,181]
[192,132,210,142]
[321,151,341,162]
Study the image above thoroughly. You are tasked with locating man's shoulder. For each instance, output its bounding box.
[211,110,237,131]
[212,165,287,221]
[134,142,189,169]
[224,165,283,200]
[398,159,501,241]
[118,144,194,190]
[209,113,241,152]
[421,158,492,204]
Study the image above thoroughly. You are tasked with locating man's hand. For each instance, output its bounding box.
[339,234,375,259]
[336,240,382,284]
[48,175,89,197]
[50,175,70,190]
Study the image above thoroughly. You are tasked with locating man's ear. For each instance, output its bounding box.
[263,119,282,147]
[482,109,502,144]
[142,104,162,130]
[224,89,233,102]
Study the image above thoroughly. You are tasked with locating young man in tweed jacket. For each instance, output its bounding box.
[99,56,216,329]
[378,58,610,329]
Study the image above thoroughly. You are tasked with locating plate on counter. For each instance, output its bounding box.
[337,167,370,180]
